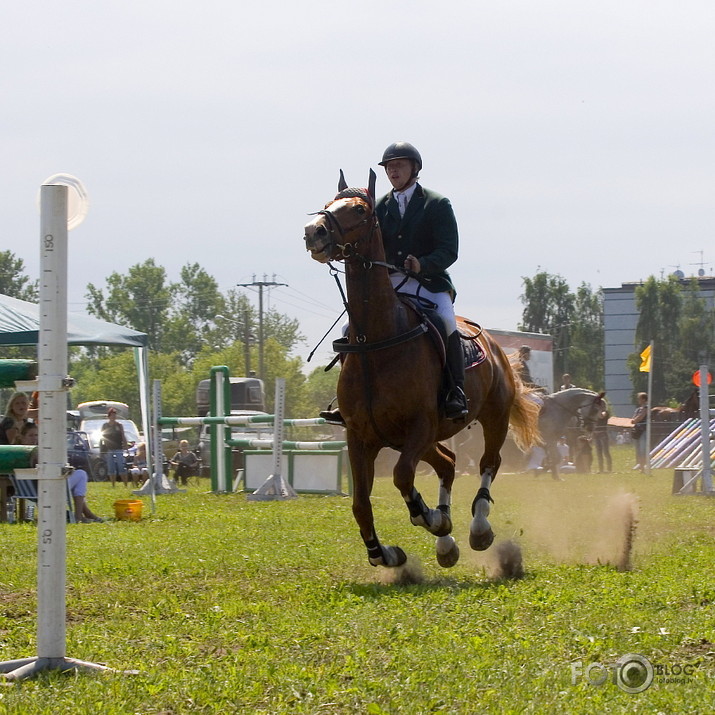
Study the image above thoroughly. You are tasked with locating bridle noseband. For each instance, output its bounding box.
[310,196,377,261]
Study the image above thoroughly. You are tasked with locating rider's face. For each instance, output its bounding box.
[384,159,415,191]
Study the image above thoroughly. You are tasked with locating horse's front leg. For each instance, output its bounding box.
[348,433,406,568]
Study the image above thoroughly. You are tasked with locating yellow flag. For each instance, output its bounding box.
[639,345,652,373]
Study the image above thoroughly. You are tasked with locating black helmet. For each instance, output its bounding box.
[379,142,422,171]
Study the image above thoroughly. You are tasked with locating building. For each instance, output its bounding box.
[603,276,715,417]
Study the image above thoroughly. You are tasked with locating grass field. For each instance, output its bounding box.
[1,445,714,714]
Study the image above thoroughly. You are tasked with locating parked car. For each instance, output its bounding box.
[75,401,142,480]
[66,430,93,475]
[79,417,142,481]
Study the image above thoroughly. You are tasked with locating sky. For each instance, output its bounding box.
[2,1,714,369]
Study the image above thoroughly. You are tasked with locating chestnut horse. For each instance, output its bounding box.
[651,388,699,421]
[303,174,540,568]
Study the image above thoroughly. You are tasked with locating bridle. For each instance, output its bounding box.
[310,196,379,264]
[546,391,603,432]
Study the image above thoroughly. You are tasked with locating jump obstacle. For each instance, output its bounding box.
[648,413,715,495]
[156,368,348,498]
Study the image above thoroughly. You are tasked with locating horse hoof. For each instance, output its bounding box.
[387,545,407,567]
[469,528,495,551]
[433,510,452,538]
[436,536,460,568]
[370,545,407,568]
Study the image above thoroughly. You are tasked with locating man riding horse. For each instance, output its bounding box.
[321,141,468,424]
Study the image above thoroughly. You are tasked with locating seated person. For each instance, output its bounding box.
[169,439,199,486]
[21,422,104,523]
[128,441,149,486]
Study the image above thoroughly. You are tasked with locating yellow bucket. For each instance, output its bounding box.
[113,499,144,521]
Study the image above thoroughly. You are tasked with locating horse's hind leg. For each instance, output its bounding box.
[421,442,460,568]
[394,440,453,540]
[469,415,508,551]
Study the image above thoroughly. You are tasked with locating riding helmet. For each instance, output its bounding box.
[379,142,422,171]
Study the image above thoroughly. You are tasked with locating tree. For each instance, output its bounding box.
[519,270,605,387]
[86,258,172,352]
[0,250,38,301]
[567,283,604,390]
[0,250,39,361]
[630,276,683,405]
[162,263,224,363]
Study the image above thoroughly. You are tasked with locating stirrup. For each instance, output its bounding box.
[319,408,345,426]
[445,388,468,420]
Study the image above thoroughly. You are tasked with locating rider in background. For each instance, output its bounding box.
[515,345,535,388]
[375,141,468,420]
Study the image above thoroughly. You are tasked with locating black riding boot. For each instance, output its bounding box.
[445,331,468,420]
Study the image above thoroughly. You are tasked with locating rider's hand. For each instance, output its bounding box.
[404,255,421,273]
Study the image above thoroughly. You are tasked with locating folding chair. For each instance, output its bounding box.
[8,474,76,524]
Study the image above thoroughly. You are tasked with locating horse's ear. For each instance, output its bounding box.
[338,169,348,192]
[367,168,376,203]
[599,391,606,399]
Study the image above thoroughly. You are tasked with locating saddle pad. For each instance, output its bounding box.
[463,336,486,369]
[457,318,487,370]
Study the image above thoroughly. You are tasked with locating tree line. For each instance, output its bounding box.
[2,250,712,415]
[519,269,715,405]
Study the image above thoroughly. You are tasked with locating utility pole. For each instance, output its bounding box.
[236,275,287,380]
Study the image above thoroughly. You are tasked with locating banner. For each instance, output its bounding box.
[639,344,652,373]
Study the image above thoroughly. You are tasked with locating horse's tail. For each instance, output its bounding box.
[506,356,542,451]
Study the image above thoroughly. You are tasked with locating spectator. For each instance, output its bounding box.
[100,408,129,487]
[20,422,103,523]
[515,345,535,387]
[631,392,648,472]
[560,374,575,391]
[128,442,149,486]
[0,392,30,445]
[593,397,612,473]
[169,439,199,486]
[27,391,40,423]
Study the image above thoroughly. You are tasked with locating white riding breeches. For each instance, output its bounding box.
[389,275,457,334]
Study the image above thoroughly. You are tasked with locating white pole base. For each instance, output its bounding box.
[0,656,140,681]
[247,473,298,501]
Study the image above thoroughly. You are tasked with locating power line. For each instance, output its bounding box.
[236,275,287,380]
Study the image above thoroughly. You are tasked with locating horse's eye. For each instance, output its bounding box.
[355,205,366,214]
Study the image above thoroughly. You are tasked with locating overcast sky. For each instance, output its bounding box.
[2,1,714,367]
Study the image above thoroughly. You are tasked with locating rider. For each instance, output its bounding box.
[321,141,468,424]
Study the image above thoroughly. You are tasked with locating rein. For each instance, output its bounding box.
[313,196,432,449]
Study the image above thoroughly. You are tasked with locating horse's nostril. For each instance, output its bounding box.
[316,226,328,237]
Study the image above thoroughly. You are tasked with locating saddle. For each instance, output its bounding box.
[325,295,487,372]
[398,295,486,370]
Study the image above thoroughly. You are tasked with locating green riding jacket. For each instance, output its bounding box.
[375,183,458,298]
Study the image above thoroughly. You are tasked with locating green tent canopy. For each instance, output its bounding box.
[0,293,147,347]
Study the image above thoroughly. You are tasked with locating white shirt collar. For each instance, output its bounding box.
[393,182,418,203]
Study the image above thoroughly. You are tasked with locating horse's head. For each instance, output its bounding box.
[304,170,378,263]
[581,391,607,431]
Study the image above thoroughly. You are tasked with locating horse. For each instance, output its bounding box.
[651,388,699,421]
[537,387,606,480]
[303,173,541,569]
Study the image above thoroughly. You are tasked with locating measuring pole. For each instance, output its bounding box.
[699,365,713,492]
[0,185,134,680]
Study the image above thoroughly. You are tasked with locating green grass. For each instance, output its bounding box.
[1,445,714,713]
